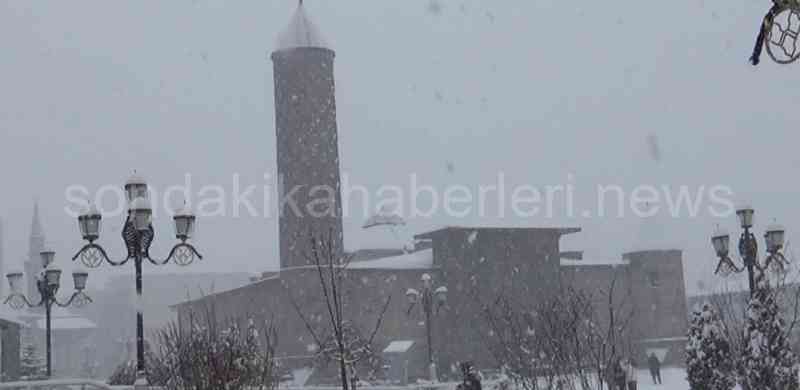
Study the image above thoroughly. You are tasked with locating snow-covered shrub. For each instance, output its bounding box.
[109,311,279,390]
[739,286,798,390]
[148,314,280,390]
[685,303,736,390]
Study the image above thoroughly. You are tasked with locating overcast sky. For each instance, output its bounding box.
[2,0,800,295]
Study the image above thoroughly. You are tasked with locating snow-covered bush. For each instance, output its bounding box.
[109,312,279,390]
[739,286,798,390]
[150,315,279,390]
[685,303,736,390]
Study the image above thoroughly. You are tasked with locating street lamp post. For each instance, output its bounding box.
[4,249,92,378]
[71,173,202,387]
[711,204,789,296]
[406,273,447,382]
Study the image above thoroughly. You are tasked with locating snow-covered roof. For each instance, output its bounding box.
[285,367,313,387]
[348,249,433,270]
[0,307,24,325]
[383,340,414,353]
[363,211,405,229]
[275,2,328,51]
[20,306,95,330]
[35,316,96,330]
[416,225,581,239]
[559,257,627,267]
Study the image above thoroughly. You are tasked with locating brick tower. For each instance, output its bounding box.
[271,1,343,269]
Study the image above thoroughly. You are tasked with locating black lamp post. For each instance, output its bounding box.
[71,173,202,387]
[406,273,447,382]
[4,249,92,378]
[711,204,789,296]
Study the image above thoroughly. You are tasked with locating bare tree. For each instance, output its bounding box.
[287,229,392,390]
[480,270,634,390]
[583,271,636,390]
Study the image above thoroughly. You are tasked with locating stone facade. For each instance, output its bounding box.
[624,250,689,364]
[174,228,690,380]
[560,249,689,365]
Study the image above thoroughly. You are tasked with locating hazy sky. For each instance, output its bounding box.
[2,0,800,295]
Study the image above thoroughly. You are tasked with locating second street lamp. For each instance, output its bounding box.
[4,249,92,378]
[711,204,789,295]
[71,173,202,387]
[406,273,447,382]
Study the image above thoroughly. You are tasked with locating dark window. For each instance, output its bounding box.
[647,270,660,288]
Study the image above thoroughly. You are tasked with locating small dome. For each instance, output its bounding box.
[275,1,329,51]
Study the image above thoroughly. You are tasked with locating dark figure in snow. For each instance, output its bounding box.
[613,359,627,390]
[456,361,482,390]
[750,1,787,65]
[647,353,662,385]
[624,358,637,390]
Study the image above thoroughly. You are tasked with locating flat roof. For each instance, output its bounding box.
[383,340,414,353]
[349,249,433,270]
[415,226,581,239]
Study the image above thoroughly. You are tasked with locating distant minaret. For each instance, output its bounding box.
[24,201,46,302]
[272,1,344,268]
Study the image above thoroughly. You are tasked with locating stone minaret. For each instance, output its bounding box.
[24,201,46,303]
[272,1,343,269]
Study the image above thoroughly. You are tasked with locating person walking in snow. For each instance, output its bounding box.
[613,359,627,390]
[647,353,661,385]
[624,358,638,390]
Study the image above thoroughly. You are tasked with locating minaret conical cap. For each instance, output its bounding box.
[275,0,329,51]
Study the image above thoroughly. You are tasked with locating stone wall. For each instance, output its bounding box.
[174,228,691,378]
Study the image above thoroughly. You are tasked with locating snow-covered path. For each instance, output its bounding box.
[635,368,688,390]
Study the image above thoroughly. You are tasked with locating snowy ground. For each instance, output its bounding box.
[280,368,696,390]
[479,368,692,390]
[635,368,688,390]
